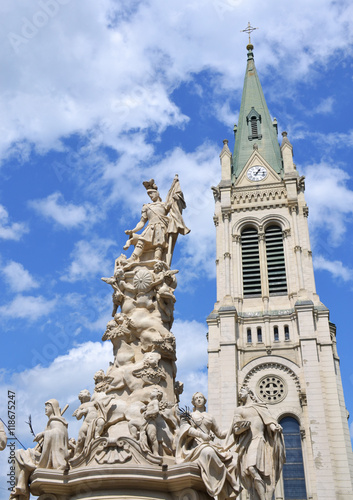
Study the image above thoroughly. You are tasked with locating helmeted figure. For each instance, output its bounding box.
[124,176,190,266]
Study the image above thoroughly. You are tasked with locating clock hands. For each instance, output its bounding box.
[247,166,267,181]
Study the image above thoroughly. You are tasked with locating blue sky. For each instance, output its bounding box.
[1,0,353,495]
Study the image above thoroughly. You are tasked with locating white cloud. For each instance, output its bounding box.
[1,261,39,292]
[29,192,100,229]
[0,319,209,487]
[0,294,57,321]
[3,343,111,452]
[314,255,353,282]
[61,238,116,282]
[312,96,334,115]
[103,144,220,281]
[0,340,113,488]
[173,319,208,407]
[1,0,353,162]
[317,130,353,149]
[0,204,28,240]
[302,162,353,245]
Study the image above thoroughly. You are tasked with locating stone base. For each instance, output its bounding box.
[30,463,212,500]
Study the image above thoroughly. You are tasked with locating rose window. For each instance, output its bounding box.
[256,375,287,404]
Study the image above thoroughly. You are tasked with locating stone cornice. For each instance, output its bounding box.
[231,183,287,207]
[30,463,206,497]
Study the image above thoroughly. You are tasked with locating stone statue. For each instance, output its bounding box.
[152,260,178,329]
[142,388,175,456]
[228,387,285,500]
[176,392,240,500]
[0,420,6,451]
[102,268,137,317]
[128,387,175,457]
[72,390,105,458]
[123,175,190,266]
[68,176,189,468]
[10,399,69,500]
[106,351,166,396]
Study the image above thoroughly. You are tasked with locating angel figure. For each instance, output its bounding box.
[72,390,105,458]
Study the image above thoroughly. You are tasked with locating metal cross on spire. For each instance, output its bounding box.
[241,22,259,45]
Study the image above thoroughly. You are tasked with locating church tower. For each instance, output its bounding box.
[207,41,353,499]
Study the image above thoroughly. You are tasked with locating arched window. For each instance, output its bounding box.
[247,328,252,343]
[246,107,262,140]
[257,327,262,343]
[265,225,287,295]
[284,325,290,340]
[241,228,261,296]
[280,416,307,499]
[274,326,279,342]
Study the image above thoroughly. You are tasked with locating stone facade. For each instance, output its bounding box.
[207,46,353,499]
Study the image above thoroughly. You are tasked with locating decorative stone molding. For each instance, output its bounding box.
[256,374,288,404]
[294,245,301,253]
[30,463,207,499]
[258,232,265,241]
[232,186,287,205]
[213,215,219,226]
[232,234,241,243]
[211,186,221,202]
[224,252,231,259]
[222,211,231,222]
[303,205,309,217]
[232,214,291,239]
[174,488,208,500]
[283,228,291,238]
[299,391,307,407]
[243,362,301,395]
[298,175,305,191]
[300,428,306,440]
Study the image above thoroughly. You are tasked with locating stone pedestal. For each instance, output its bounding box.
[30,464,211,500]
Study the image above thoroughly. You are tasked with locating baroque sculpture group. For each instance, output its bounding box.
[9,177,285,500]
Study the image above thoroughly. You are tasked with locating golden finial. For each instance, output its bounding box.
[241,22,259,50]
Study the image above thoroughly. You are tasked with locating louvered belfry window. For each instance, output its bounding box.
[241,228,261,296]
[265,225,287,294]
[250,116,258,137]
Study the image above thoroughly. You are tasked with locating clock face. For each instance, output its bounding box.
[247,165,267,181]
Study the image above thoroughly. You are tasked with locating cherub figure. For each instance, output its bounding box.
[102,267,136,316]
[152,260,178,329]
[128,388,174,457]
[72,390,105,458]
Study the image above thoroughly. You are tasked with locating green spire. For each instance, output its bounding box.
[232,44,283,180]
